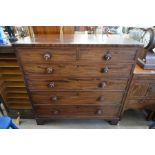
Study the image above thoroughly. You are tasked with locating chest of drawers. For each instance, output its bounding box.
[13,34,142,125]
[124,65,155,113]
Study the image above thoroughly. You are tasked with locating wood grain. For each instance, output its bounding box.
[27,76,128,91]
[126,99,155,110]
[17,48,77,63]
[34,105,120,118]
[22,63,132,78]
[79,47,136,63]
[31,91,124,105]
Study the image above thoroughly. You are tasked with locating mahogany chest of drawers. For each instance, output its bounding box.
[124,65,155,115]
[13,34,142,125]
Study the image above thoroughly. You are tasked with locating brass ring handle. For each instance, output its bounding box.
[44,53,51,61]
[47,67,53,74]
[48,82,55,88]
[104,52,112,61]
[140,99,146,104]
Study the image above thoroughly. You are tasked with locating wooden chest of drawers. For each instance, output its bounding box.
[13,34,142,125]
[124,65,155,113]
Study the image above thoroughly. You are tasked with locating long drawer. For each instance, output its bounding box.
[31,91,124,105]
[17,47,136,63]
[22,63,132,78]
[34,105,120,118]
[26,76,128,91]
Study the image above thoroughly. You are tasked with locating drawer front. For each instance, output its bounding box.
[31,91,124,105]
[27,77,128,91]
[34,105,120,117]
[129,80,155,99]
[17,48,77,63]
[126,99,155,109]
[23,63,132,78]
[79,47,137,63]
[147,84,155,97]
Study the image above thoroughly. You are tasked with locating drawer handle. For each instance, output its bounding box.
[100,82,107,88]
[140,99,146,104]
[47,67,53,74]
[98,96,104,101]
[44,53,51,61]
[101,66,109,73]
[48,82,55,88]
[51,96,58,101]
[96,109,102,115]
[53,110,59,115]
[104,52,112,61]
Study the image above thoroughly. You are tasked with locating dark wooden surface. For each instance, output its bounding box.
[13,34,142,46]
[34,105,120,118]
[22,63,132,78]
[27,77,128,91]
[31,91,124,105]
[13,34,142,125]
[16,47,137,63]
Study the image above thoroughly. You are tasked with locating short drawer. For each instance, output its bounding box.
[79,47,137,63]
[31,91,124,105]
[34,105,120,118]
[128,80,155,99]
[126,99,155,110]
[17,47,77,63]
[27,77,128,91]
[23,63,132,78]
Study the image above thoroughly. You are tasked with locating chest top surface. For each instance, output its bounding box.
[134,65,155,75]
[12,34,142,47]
